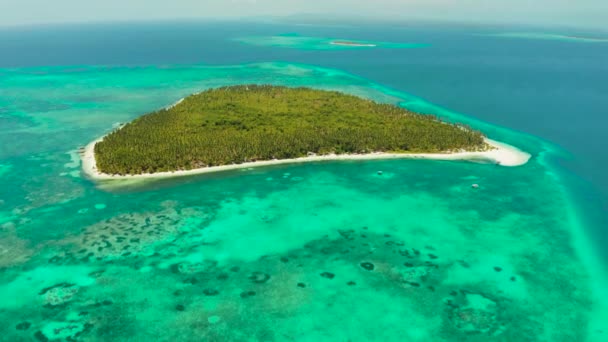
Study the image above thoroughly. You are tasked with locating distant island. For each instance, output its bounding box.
[83,85,529,180]
[330,41,377,47]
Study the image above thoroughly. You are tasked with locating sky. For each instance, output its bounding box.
[2,0,607,30]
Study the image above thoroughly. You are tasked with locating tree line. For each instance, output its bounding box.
[95,85,487,175]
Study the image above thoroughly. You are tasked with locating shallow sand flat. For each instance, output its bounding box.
[81,137,531,182]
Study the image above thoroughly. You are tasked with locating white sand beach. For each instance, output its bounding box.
[81,137,531,181]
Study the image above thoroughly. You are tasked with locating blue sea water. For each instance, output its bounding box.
[0,21,607,341]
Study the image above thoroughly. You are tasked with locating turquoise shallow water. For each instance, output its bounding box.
[0,62,607,341]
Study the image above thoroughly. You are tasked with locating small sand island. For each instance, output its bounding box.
[82,85,529,180]
[330,41,377,47]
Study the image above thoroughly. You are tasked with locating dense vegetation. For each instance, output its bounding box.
[95,85,487,175]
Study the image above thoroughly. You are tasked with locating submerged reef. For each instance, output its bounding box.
[50,206,214,262]
[0,222,34,268]
[4,214,587,341]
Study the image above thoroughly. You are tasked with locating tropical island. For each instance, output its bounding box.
[83,85,529,180]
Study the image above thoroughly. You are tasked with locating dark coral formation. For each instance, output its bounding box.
[248,272,271,284]
[39,282,79,307]
[48,208,213,264]
[16,322,31,331]
[445,292,503,335]
[320,272,335,279]
[360,262,375,271]
[240,291,256,298]
[203,289,220,296]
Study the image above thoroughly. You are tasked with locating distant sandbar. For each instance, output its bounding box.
[330,41,377,47]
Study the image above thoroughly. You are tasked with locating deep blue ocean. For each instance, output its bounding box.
[2,20,606,257]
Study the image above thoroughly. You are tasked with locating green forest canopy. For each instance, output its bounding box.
[95,85,487,175]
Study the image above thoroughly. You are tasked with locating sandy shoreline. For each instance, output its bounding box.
[81,136,530,181]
